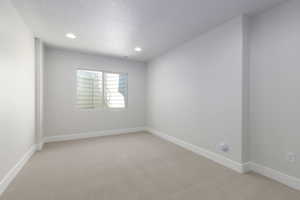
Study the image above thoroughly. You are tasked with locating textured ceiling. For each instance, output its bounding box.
[12,0,285,61]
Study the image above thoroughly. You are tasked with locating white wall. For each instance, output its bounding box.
[249,0,300,178]
[44,46,147,137]
[35,38,44,149]
[0,0,35,183]
[147,17,247,163]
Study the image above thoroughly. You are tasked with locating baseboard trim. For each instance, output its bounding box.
[146,127,246,173]
[0,145,36,196]
[146,127,300,191]
[44,127,147,143]
[242,162,252,173]
[36,142,44,151]
[249,162,300,191]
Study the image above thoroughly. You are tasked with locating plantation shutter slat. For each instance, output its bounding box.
[77,70,103,109]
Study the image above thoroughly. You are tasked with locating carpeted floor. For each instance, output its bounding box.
[1,132,300,200]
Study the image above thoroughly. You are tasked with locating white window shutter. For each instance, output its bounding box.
[76,70,127,109]
[77,70,103,109]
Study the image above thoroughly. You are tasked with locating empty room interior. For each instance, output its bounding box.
[1,0,300,199]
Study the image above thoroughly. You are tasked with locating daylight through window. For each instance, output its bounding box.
[77,70,127,109]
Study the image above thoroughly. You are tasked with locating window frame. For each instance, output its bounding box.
[76,68,128,111]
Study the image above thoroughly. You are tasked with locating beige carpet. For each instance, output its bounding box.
[1,132,300,200]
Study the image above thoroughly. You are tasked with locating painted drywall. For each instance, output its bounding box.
[35,38,44,149]
[44,46,147,137]
[0,0,35,183]
[241,17,250,163]
[147,17,247,163]
[249,0,300,178]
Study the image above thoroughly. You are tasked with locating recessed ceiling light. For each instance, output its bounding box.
[134,47,142,52]
[65,33,76,39]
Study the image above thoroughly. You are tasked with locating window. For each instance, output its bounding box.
[77,70,127,109]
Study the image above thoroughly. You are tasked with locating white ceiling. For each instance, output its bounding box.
[12,0,284,61]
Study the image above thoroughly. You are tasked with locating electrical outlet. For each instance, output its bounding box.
[217,142,229,153]
[286,152,296,163]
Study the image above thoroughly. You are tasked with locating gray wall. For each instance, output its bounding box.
[249,0,300,178]
[44,46,147,136]
[0,0,35,182]
[147,17,246,163]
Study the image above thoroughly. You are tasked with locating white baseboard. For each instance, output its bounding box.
[249,162,300,191]
[242,162,252,173]
[36,142,44,151]
[0,145,36,196]
[146,127,246,173]
[44,127,147,143]
[146,127,300,191]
